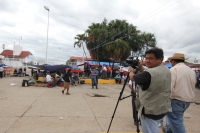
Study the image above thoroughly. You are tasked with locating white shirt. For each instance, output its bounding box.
[128,80,138,90]
[103,66,107,71]
[170,63,196,102]
[122,75,127,79]
[46,74,52,82]
[55,74,60,78]
[128,80,137,90]
[0,67,3,72]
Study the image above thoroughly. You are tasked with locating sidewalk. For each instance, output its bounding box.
[0,76,200,133]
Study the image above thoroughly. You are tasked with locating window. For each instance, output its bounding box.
[194,60,198,63]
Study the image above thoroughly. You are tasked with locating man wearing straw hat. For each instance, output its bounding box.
[165,53,196,133]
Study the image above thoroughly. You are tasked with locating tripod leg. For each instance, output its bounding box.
[107,73,130,133]
[133,98,140,133]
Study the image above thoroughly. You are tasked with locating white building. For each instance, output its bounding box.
[186,58,200,64]
[0,49,33,68]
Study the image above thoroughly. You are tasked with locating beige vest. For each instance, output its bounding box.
[135,64,171,116]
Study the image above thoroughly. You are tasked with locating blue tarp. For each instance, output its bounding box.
[0,64,7,67]
[165,63,172,68]
[71,65,80,70]
[43,65,71,72]
[29,64,71,72]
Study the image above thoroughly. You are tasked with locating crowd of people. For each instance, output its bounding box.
[15,47,198,133]
[13,67,27,77]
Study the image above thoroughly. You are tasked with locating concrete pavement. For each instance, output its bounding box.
[0,76,200,133]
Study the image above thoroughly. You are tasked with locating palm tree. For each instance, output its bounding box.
[73,18,157,65]
[74,34,87,58]
[140,32,156,51]
[105,38,131,66]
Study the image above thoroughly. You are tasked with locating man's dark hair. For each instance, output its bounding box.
[173,59,184,63]
[145,48,164,60]
[67,68,71,73]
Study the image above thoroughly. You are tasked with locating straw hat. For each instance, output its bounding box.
[168,53,185,60]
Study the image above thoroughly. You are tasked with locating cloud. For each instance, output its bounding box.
[0,0,200,64]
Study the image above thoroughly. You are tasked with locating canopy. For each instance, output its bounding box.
[43,65,71,72]
[71,65,80,70]
[165,63,172,68]
[29,64,71,72]
[0,64,7,67]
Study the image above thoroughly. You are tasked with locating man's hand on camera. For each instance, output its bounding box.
[129,66,134,81]
[138,61,145,72]
[128,66,134,72]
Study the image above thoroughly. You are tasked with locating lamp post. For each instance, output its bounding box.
[44,6,50,64]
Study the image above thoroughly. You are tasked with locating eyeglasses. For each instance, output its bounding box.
[145,57,155,61]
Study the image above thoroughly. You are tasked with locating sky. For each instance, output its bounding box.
[0,0,200,64]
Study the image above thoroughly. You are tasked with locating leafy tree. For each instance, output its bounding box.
[74,18,157,65]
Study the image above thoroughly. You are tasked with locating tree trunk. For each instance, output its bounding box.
[112,60,115,69]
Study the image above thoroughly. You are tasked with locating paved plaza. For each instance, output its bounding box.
[0,75,200,133]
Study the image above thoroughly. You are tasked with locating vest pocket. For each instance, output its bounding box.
[134,98,140,110]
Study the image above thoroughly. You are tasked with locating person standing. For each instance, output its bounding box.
[129,48,171,133]
[0,66,4,78]
[106,65,112,79]
[165,53,196,133]
[19,68,22,77]
[102,65,107,79]
[112,67,116,78]
[95,67,99,84]
[24,67,26,76]
[119,66,124,78]
[46,72,52,82]
[90,68,98,89]
[62,69,72,95]
[46,72,53,88]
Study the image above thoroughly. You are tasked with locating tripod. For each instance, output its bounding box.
[107,72,140,133]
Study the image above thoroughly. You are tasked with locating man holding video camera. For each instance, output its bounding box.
[129,48,171,133]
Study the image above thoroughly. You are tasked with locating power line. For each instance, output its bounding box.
[135,0,173,24]
[88,28,128,51]
[136,0,182,24]
[86,1,195,51]
[157,7,200,24]
[88,1,183,51]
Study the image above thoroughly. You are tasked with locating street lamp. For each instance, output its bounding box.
[44,6,50,64]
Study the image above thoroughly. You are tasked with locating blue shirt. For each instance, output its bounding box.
[115,75,121,79]
[91,71,97,79]
[196,72,200,78]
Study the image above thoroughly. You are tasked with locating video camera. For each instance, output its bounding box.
[126,56,139,69]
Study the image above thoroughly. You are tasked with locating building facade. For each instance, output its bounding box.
[0,50,33,68]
